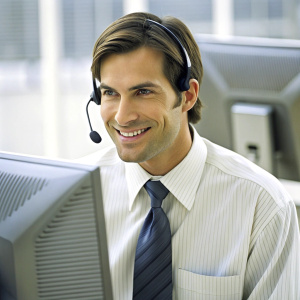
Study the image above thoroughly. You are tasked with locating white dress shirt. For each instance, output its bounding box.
[79,127,300,300]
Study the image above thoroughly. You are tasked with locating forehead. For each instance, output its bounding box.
[100,47,166,84]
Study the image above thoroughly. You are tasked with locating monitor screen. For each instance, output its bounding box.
[0,152,113,300]
[194,35,300,181]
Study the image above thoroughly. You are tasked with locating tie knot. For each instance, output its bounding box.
[144,180,169,208]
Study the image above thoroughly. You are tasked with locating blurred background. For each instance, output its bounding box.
[0,0,300,160]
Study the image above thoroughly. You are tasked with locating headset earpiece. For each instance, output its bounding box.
[92,78,101,105]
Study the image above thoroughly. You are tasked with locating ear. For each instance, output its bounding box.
[182,79,199,113]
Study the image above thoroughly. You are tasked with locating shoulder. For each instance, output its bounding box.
[202,137,293,209]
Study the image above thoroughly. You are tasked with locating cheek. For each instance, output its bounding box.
[100,104,114,124]
[163,108,183,136]
[100,106,106,120]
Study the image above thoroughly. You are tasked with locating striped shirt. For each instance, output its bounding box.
[79,127,300,299]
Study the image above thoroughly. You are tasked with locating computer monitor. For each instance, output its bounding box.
[194,34,300,181]
[0,152,113,300]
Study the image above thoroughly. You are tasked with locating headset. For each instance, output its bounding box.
[86,19,192,143]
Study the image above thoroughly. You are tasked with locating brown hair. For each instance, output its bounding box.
[91,12,203,124]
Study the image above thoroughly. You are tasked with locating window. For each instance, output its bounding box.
[149,0,212,22]
[0,0,39,60]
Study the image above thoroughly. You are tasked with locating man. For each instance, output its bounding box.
[83,12,300,299]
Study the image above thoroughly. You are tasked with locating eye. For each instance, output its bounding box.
[103,90,117,96]
[137,89,151,95]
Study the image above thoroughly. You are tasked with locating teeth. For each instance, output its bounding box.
[120,129,146,137]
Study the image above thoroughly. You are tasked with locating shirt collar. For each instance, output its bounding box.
[125,126,207,211]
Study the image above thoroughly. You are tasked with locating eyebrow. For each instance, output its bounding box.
[128,81,161,91]
[99,83,116,91]
[99,81,161,91]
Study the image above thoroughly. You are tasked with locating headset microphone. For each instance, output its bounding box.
[86,93,102,143]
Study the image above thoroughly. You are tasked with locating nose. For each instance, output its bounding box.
[115,97,139,126]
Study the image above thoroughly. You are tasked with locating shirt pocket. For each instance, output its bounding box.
[176,268,242,300]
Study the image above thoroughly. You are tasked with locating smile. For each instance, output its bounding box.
[119,128,149,137]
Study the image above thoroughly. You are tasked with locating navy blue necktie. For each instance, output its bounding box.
[133,180,172,300]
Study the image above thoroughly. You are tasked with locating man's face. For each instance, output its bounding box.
[100,46,190,172]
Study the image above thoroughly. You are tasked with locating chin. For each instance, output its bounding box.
[117,150,142,163]
[117,149,154,164]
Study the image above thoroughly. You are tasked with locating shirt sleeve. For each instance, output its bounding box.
[243,201,300,299]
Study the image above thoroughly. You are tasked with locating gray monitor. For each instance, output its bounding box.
[0,152,113,300]
[194,34,300,181]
